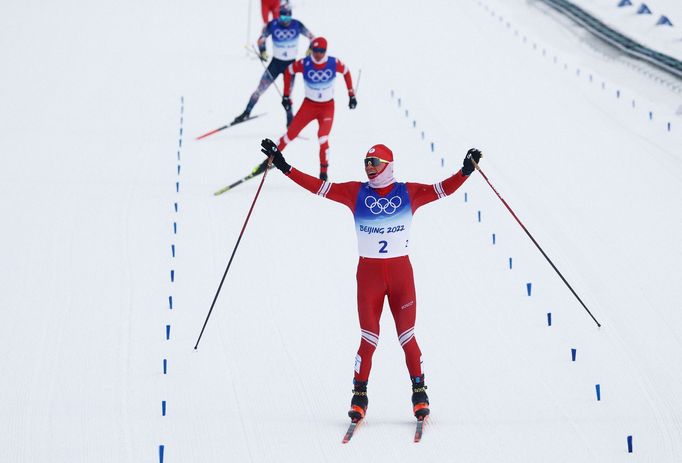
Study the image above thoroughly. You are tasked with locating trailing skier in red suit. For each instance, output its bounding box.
[278,36,357,181]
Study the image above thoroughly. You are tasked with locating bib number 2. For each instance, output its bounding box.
[378,240,388,254]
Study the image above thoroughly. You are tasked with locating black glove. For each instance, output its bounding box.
[281,96,292,111]
[348,95,357,109]
[260,138,291,173]
[462,148,482,176]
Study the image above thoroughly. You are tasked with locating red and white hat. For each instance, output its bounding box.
[366,144,394,162]
[311,36,328,50]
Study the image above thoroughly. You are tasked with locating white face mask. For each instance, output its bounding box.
[368,162,395,188]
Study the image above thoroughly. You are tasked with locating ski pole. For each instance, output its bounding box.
[194,154,275,349]
[245,0,252,55]
[354,69,362,96]
[471,159,602,328]
[247,45,284,97]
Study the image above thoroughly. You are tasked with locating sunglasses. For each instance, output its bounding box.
[365,157,389,167]
[312,47,327,53]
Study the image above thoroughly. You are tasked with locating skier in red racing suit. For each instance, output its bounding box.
[259,138,482,421]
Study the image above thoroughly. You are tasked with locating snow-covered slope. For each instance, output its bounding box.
[571,0,682,60]
[1,0,681,461]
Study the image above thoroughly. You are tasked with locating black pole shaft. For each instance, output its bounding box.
[250,45,284,97]
[194,156,274,349]
[474,163,601,328]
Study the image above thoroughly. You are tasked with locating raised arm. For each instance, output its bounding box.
[260,138,360,209]
[408,149,483,212]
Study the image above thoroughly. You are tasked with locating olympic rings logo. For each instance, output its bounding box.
[273,29,297,40]
[364,195,402,215]
[306,69,333,82]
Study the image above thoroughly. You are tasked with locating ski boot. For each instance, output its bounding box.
[232,109,251,124]
[411,375,430,419]
[348,380,368,421]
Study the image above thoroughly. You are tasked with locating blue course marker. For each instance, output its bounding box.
[177,165,181,175]
[169,296,173,309]
[162,400,167,416]
[163,359,168,374]
[413,120,416,128]
[405,109,409,118]
[170,270,175,282]
[390,90,394,98]
[492,233,496,245]
[526,282,532,296]
[398,98,401,107]
[571,348,577,361]
[464,192,468,203]
[477,210,481,222]
[421,130,425,140]
[627,435,633,453]
[173,222,177,234]
[595,384,601,401]
[159,445,165,463]
[166,325,171,340]
[176,182,179,193]
[656,15,673,26]
[649,111,653,120]
[171,244,175,258]
[509,257,513,269]
[430,142,435,153]
[547,312,552,326]
[174,202,178,213]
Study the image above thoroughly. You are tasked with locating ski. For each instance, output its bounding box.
[196,113,266,141]
[413,416,426,443]
[342,418,362,443]
[214,160,274,195]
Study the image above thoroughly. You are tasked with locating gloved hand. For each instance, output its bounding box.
[259,50,268,62]
[462,148,482,176]
[281,96,292,111]
[348,95,357,110]
[306,45,312,57]
[260,138,291,173]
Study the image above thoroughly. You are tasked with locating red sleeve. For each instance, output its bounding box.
[286,168,361,211]
[283,60,303,97]
[335,58,354,95]
[407,170,469,213]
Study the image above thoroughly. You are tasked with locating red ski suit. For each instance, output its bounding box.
[261,0,280,23]
[285,167,469,381]
[279,57,354,177]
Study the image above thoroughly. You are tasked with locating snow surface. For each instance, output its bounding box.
[1,0,681,461]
